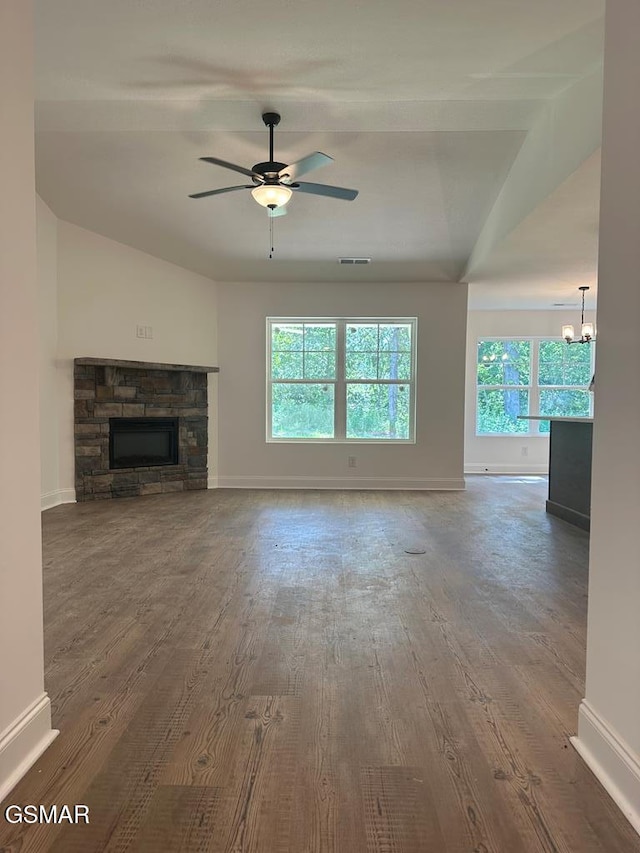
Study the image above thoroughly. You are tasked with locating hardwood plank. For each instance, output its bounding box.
[217,695,300,853]
[129,786,222,853]
[361,766,445,853]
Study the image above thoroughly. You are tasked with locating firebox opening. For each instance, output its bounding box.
[109,417,179,469]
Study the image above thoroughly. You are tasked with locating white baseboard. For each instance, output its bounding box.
[207,476,218,489]
[464,463,548,475]
[216,475,466,490]
[0,694,59,803]
[571,700,640,837]
[41,488,76,511]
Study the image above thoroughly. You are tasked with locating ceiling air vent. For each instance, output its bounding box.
[339,257,371,265]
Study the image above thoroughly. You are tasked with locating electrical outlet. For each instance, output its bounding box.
[136,324,153,339]
[348,456,357,468]
[521,446,529,457]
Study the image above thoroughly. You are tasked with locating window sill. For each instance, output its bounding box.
[266,438,416,445]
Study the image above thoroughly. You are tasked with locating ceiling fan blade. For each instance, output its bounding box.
[268,206,288,218]
[189,185,252,199]
[199,156,258,179]
[279,152,333,183]
[290,182,358,201]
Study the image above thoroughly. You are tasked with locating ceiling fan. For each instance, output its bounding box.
[189,111,358,217]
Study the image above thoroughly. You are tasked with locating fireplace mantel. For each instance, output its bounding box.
[75,357,219,373]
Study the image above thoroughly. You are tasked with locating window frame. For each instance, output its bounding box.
[475,336,595,437]
[266,317,417,444]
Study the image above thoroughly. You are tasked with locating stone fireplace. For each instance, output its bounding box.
[73,357,218,501]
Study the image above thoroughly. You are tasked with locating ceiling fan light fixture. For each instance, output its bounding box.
[251,184,292,209]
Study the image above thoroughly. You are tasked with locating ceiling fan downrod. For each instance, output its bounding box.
[262,111,280,166]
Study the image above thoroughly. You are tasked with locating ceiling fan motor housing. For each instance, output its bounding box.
[251,161,288,184]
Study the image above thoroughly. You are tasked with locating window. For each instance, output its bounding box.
[268,318,416,442]
[477,340,531,434]
[536,340,592,433]
[476,338,594,436]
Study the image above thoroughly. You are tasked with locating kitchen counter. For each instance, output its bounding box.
[519,416,593,530]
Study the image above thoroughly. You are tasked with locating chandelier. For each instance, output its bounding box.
[562,286,596,344]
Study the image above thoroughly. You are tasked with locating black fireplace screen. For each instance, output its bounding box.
[109,417,179,469]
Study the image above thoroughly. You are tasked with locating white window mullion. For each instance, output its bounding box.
[266,319,273,441]
[301,323,306,378]
[530,340,540,435]
[335,321,346,439]
[590,345,596,416]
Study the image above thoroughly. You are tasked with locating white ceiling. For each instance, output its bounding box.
[34,0,605,306]
[468,151,601,309]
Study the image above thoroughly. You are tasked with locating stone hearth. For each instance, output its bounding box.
[74,358,218,501]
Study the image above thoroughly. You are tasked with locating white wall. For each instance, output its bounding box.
[217,280,468,489]
[572,0,640,836]
[54,220,219,496]
[465,309,595,474]
[0,0,57,802]
[36,197,64,509]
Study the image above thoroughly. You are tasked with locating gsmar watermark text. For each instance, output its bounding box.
[4,805,90,824]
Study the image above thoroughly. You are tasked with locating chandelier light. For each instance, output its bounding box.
[562,286,596,344]
[481,353,509,362]
[251,184,292,209]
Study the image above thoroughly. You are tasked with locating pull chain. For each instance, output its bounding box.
[269,213,275,259]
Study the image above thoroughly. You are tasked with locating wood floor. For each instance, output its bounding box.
[2,479,639,852]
